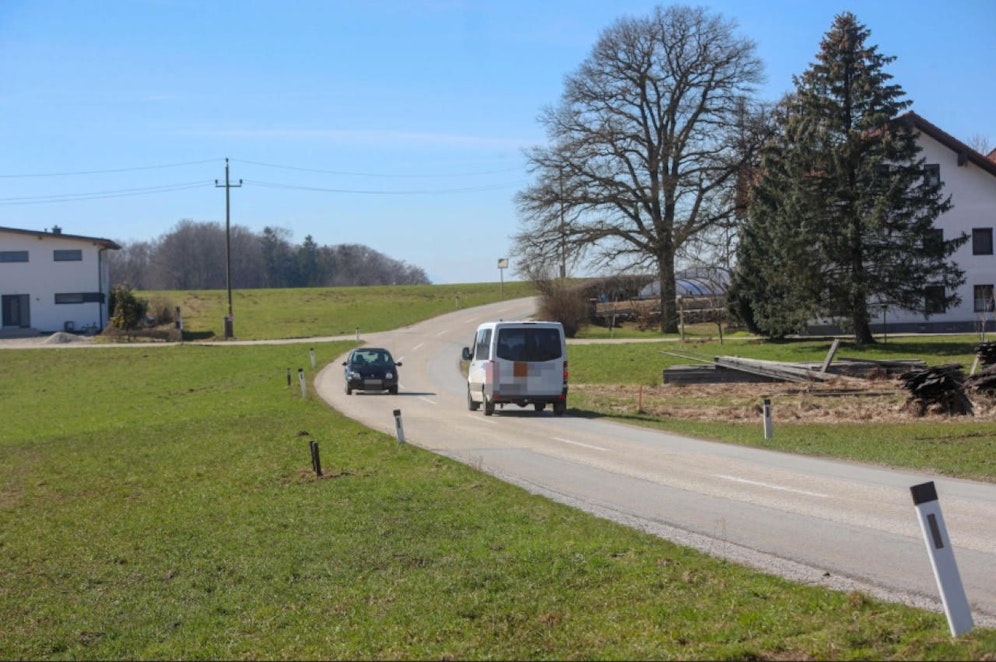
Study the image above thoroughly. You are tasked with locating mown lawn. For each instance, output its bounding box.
[5,285,996,658]
[2,343,995,659]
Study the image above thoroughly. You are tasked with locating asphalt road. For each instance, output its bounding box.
[315,297,996,628]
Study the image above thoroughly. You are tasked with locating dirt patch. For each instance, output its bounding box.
[574,379,996,423]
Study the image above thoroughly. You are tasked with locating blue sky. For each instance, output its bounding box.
[1,0,993,285]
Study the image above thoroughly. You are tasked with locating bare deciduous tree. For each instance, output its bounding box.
[966,133,993,158]
[515,5,765,332]
[106,239,156,289]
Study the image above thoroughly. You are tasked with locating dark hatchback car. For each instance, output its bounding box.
[343,347,402,395]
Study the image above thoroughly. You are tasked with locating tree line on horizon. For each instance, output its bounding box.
[108,220,431,291]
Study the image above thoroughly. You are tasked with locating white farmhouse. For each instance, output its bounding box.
[809,112,996,335]
[0,225,120,337]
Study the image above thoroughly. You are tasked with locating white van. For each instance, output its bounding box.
[461,321,568,416]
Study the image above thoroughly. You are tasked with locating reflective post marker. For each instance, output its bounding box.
[393,409,406,445]
[310,348,316,369]
[762,398,773,439]
[910,481,973,636]
[298,368,307,398]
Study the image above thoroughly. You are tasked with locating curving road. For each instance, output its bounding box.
[314,297,996,627]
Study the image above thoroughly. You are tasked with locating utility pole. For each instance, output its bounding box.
[215,158,242,339]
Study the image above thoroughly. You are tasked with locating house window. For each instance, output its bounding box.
[924,164,941,187]
[54,249,83,261]
[54,292,104,304]
[0,250,29,263]
[923,228,943,256]
[924,286,947,315]
[974,285,995,313]
[972,228,994,255]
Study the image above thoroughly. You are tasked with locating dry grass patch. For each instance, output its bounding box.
[574,379,996,424]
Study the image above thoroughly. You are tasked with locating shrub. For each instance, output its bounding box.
[145,294,176,326]
[109,285,146,330]
[535,279,589,338]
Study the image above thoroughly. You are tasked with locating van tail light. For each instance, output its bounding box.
[563,360,569,385]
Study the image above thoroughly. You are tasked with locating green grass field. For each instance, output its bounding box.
[3,284,995,659]
[139,281,536,340]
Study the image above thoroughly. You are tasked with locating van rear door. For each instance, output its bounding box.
[491,325,564,398]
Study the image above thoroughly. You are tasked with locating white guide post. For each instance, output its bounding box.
[910,481,973,637]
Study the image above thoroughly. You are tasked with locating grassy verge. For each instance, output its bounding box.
[138,282,537,341]
[2,344,995,659]
[564,337,996,483]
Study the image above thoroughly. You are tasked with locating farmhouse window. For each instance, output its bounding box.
[973,285,995,313]
[54,292,104,304]
[924,286,947,315]
[922,228,943,256]
[53,249,83,261]
[924,164,941,187]
[972,228,994,255]
[0,250,29,263]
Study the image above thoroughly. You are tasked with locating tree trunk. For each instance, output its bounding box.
[852,300,876,345]
[658,252,679,334]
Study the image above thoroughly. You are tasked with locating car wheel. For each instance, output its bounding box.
[345,383,352,395]
[534,403,545,412]
[553,401,566,416]
[484,393,495,416]
[388,385,398,395]
[467,386,480,411]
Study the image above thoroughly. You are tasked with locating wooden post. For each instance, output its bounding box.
[309,440,323,477]
[820,338,841,374]
[678,296,685,341]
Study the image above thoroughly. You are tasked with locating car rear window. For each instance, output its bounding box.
[495,328,562,362]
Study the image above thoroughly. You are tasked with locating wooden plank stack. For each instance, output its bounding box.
[898,364,973,416]
[964,341,996,395]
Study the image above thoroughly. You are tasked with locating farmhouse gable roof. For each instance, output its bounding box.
[0,225,121,250]
[903,111,996,179]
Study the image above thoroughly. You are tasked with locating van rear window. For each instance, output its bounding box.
[495,328,562,362]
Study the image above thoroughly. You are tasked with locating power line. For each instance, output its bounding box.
[244,179,521,195]
[0,158,523,205]
[0,182,212,205]
[0,158,221,178]
[231,158,520,178]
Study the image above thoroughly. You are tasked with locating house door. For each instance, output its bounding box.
[1,294,30,328]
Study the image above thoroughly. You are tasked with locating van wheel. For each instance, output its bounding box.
[467,386,480,411]
[553,401,566,416]
[346,383,352,395]
[484,394,495,416]
[534,403,545,412]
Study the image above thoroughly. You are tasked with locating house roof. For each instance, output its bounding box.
[903,111,996,179]
[0,225,121,250]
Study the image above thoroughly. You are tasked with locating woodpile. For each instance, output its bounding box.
[974,341,996,366]
[965,342,996,395]
[898,364,973,416]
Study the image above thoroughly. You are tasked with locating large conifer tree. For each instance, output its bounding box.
[729,12,964,343]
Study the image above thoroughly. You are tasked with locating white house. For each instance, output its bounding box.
[810,112,996,335]
[0,225,120,336]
